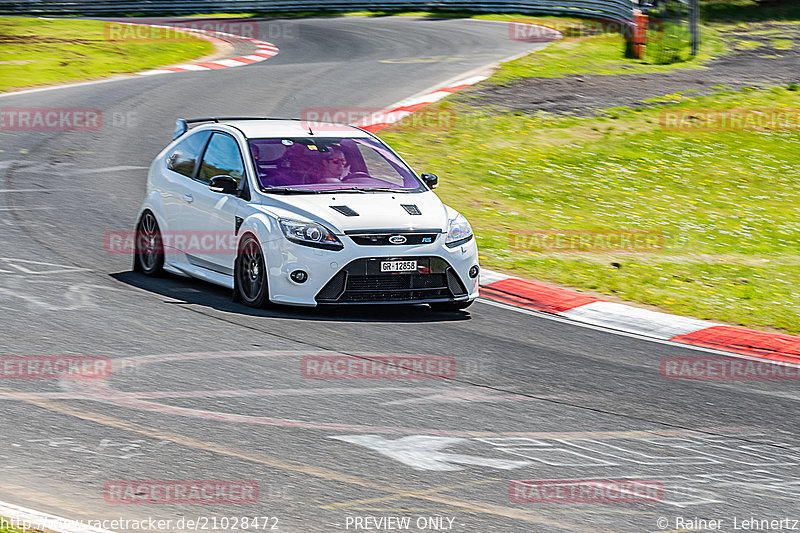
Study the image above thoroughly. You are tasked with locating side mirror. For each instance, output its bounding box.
[421,172,438,190]
[209,175,239,195]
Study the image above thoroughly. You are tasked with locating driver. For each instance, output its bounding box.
[321,148,350,181]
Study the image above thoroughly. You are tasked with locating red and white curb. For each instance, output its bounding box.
[0,501,113,533]
[354,75,489,132]
[479,269,800,365]
[109,22,279,76]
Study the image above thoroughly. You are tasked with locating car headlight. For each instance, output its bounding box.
[279,219,343,251]
[445,212,473,248]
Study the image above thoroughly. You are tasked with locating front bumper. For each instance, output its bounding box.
[315,257,469,304]
[262,234,480,306]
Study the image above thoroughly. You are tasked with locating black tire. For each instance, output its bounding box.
[429,300,474,312]
[234,234,271,308]
[133,211,165,276]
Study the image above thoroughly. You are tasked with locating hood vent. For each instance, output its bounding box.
[401,204,421,215]
[330,205,359,217]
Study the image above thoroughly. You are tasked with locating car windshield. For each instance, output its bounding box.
[248,137,424,192]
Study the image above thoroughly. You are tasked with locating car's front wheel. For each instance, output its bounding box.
[429,300,474,312]
[133,211,164,276]
[235,234,271,308]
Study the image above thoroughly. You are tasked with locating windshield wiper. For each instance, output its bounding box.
[263,187,418,194]
[337,187,416,193]
[262,188,327,194]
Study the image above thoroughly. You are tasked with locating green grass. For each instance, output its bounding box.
[490,23,725,83]
[735,39,765,49]
[0,518,26,533]
[0,17,214,92]
[381,86,800,334]
[771,38,794,49]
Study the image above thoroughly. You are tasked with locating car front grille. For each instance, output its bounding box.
[315,257,467,304]
[346,231,440,246]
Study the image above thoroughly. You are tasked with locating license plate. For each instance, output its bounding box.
[381,260,417,272]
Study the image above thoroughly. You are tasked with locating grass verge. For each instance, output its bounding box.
[0,518,26,533]
[0,17,214,92]
[381,86,800,334]
[490,24,724,83]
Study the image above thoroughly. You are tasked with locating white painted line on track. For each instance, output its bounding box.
[71,165,148,174]
[0,75,138,99]
[0,189,70,193]
[476,297,800,369]
[0,500,116,533]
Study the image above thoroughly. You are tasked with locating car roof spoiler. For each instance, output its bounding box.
[173,117,310,139]
[173,117,376,140]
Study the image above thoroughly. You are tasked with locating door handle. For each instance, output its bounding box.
[184,194,194,203]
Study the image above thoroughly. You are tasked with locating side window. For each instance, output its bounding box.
[197,132,246,186]
[166,131,211,178]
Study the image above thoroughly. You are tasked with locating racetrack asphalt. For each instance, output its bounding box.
[0,16,799,533]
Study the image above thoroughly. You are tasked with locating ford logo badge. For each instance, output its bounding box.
[389,235,407,245]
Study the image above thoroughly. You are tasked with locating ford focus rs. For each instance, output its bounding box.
[134,117,479,310]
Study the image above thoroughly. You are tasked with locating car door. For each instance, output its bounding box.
[181,131,248,276]
[161,130,212,257]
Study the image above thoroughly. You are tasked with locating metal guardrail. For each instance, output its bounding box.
[0,0,637,24]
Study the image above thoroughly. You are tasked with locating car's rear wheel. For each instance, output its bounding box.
[429,300,474,312]
[133,211,164,276]
[235,234,271,308]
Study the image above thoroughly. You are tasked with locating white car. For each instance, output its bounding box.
[134,117,480,310]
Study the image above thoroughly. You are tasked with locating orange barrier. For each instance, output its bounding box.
[630,9,649,59]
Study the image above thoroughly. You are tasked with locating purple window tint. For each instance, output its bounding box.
[248,137,423,191]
